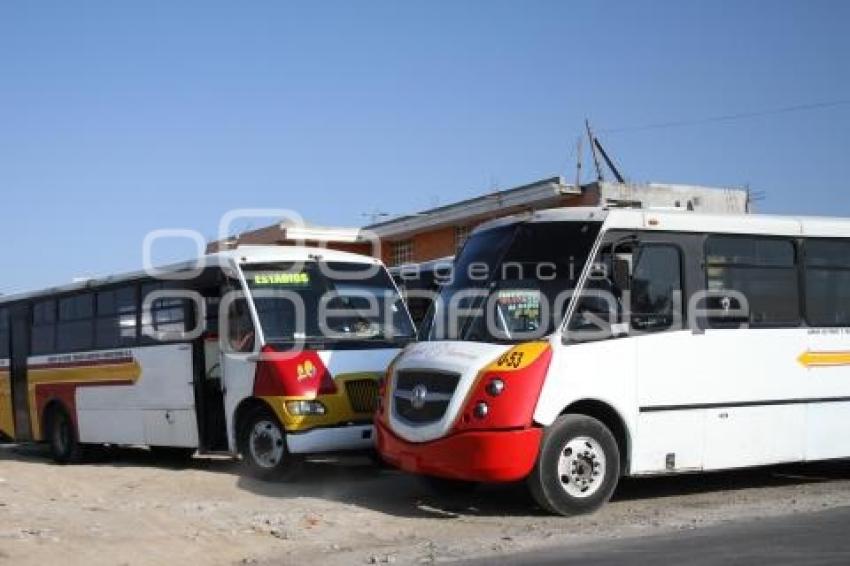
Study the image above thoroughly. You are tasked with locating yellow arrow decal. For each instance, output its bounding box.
[798,351,850,368]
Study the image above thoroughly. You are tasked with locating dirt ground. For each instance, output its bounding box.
[1,444,850,565]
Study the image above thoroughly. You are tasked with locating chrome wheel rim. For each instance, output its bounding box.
[557,436,606,498]
[249,419,285,469]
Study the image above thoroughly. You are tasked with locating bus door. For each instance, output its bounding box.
[630,238,707,474]
[219,291,259,452]
[637,235,808,472]
[194,291,228,452]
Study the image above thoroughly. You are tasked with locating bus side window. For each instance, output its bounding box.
[57,294,95,352]
[96,285,139,348]
[31,299,57,355]
[141,282,191,340]
[803,239,850,327]
[705,236,799,327]
[630,245,682,332]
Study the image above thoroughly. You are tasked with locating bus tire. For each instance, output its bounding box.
[238,405,302,481]
[46,405,83,465]
[527,414,620,516]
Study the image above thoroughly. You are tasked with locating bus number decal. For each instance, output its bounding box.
[497,351,525,369]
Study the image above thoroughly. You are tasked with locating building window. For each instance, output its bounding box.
[455,225,471,252]
[391,240,413,266]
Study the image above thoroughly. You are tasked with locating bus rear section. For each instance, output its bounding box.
[0,246,415,480]
[377,207,850,516]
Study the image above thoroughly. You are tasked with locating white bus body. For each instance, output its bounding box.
[376,207,850,514]
[0,246,414,477]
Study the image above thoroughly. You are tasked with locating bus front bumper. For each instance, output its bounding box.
[375,420,542,483]
[287,424,374,454]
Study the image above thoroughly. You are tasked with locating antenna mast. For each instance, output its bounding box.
[585,119,626,184]
[585,119,605,182]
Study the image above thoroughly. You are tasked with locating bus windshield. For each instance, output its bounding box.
[421,221,602,343]
[243,261,415,346]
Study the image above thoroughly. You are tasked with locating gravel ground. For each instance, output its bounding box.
[1,443,849,565]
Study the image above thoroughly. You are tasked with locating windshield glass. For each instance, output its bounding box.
[243,261,414,346]
[422,221,601,343]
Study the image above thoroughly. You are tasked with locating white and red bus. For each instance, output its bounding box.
[376,207,850,514]
[0,245,414,478]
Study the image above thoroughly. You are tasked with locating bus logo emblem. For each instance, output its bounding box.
[411,384,429,410]
[297,360,317,381]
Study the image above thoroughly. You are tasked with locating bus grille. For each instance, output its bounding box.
[345,379,380,414]
[393,370,460,425]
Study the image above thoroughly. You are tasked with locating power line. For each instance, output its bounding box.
[598,98,850,135]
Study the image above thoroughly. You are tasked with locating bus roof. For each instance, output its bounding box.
[0,245,382,306]
[471,206,850,239]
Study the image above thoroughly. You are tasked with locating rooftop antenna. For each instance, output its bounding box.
[585,119,605,182]
[586,119,626,184]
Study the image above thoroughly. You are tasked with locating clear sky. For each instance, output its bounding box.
[1,0,848,294]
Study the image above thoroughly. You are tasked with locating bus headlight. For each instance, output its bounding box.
[485,378,506,397]
[286,400,327,416]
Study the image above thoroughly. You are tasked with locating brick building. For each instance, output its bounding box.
[207,176,750,267]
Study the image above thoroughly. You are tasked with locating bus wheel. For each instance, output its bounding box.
[238,406,302,480]
[46,405,83,465]
[527,414,620,516]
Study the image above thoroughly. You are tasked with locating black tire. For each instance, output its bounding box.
[527,414,620,516]
[46,405,83,465]
[420,475,479,496]
[237,405,302,481]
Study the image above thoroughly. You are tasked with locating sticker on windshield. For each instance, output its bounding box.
[497,290,541,320]
[252,272,310,286]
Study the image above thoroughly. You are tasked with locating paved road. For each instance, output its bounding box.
[460,505,850,566]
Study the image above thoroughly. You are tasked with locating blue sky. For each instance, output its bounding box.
[1,0,848,293]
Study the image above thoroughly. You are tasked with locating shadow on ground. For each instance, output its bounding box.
[2,441,849,520]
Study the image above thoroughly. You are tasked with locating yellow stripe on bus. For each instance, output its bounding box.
[28,360,142,385]
[0,369,13,439]
[797,351,850,368]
